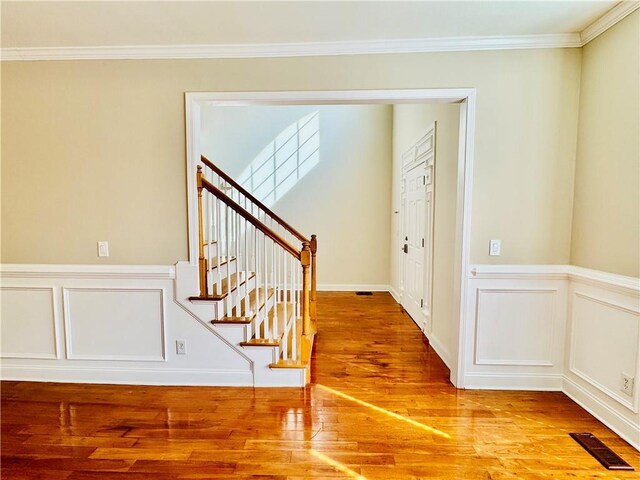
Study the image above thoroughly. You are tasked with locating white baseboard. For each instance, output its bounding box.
[389,286,401,303]
[1,364,254,386]
[424,331,452,369]
[563,376,640,451]
[464,372,565,391]
[317,284,391,292]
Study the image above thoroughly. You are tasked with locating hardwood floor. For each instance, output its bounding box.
[2,292,638,479]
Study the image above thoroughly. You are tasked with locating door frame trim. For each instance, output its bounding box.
[185,88,476,387]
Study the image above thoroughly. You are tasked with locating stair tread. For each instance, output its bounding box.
[211,288,282,331]
[212,272,255,296]
[243,303,295,347]
[210,256,236,269]
[211,316,252,325]
[188,294,226,301]
[231,287,274,317]
[240,335,283,347]
[269,359,307,369]
[189,271,254,301]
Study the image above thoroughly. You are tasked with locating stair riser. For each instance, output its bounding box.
[208,258,237,281]
[212,324,250,344]
[250,294,276,339]
[213,276,257,320]
[233,289,274,318]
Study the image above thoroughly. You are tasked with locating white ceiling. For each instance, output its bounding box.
[1,1,621,49]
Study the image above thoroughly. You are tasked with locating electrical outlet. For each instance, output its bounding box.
[621,373,634,396]
[176,340,187,355]
[489,239,501,256]
[97,241,109,257]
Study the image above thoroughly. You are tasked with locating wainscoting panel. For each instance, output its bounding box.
[63,287,166,362]
[569,292,639,411]
[463,266,568,391]
[475,288,556,366]
[0,264,264,387]
[0,286,58,359]
[563,271,639,448]
[467,265,640,449]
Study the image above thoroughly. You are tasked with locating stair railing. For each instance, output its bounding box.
[197,167,313,358]
[200,155,317,322]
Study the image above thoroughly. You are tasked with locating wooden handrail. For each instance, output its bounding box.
[198,169,301,260]
[201,155,309,243]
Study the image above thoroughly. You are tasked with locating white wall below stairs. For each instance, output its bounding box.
[0,264,254,386]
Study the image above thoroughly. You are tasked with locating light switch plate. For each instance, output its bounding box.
[489,239,501,256]
[97,241,109,257]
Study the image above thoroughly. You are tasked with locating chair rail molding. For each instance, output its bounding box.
[0,264,175,280]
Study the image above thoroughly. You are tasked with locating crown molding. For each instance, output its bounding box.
[580,1,639,45]
[4,1,637,63]
[0,33,582,62]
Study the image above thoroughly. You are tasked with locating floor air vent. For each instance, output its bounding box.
[569,433,634,470]
[355,291,373,296]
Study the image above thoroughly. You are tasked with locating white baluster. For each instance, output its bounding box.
[291,261,297,362]
[215,197,222,295]
[290,254,295,326]
[225,205,231,317]
[208,192,213,299]
[272,240,278,341]
[235,209,241,314]
[281,249,289,360]
[254,226,262,339]
[244,216,250,317]
[263,233,269,340]
[283,248,288,340]
[296,257,301,319]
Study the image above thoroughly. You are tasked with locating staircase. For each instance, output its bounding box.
[187,155,317,385]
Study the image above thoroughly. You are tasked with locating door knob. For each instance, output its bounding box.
[403,244,408,254]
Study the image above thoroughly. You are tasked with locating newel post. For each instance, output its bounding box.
[310,234,318,323]
[301,241,312,336]
[196,166,208,297]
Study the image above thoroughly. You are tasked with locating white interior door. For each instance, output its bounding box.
[401,125,436,332]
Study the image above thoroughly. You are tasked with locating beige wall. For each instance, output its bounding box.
[1,48,581,267]
[571,11,640,278]
[200,104,393,286]
[391,104,460,356]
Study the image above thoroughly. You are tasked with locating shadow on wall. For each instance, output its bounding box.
[237,111,320,207]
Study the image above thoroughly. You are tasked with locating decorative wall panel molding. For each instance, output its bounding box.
[568,291,639,412]
[62,287,166,362]
[0,286,59,359]
[474,288,557,366]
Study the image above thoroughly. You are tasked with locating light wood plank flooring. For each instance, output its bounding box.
[2,292,638,479]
